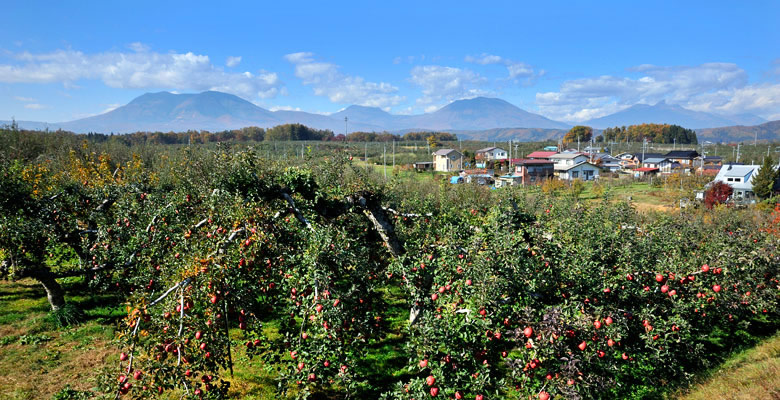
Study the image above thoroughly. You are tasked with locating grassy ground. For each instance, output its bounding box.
[0,279,122,400]
[678,332,780,400]
[1,271,774,399]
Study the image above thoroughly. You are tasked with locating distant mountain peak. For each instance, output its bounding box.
[585,101,764,129]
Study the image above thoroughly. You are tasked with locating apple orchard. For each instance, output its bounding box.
[1,145,778,400]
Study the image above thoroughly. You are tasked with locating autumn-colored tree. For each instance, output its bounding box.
[704,181,733,209]
[563,125,593,145]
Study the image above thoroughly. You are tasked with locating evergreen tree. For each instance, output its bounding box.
[752,155,778,199]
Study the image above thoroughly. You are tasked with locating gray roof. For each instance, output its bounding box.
[476,147,506,153]
[556,161,600,171]
[550,153,586,160]
[643,157,668,164]
[713,164,760,191]
[433,148,460,156]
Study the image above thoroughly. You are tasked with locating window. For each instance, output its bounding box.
[572,171,579,178]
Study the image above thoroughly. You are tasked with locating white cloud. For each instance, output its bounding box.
[102,103,121,113]
[14,96,35,102]
[465,53,542,84]
[226,56,242,67]
[409,65,490,107]
[128,42,150,52]
[535,63,780,122]
[284,52,404,108]
[0,48,283,100]
[268,105,302,112]
[24,103,45,109]
[464,53,503,65]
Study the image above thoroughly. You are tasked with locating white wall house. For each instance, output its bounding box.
[475,147,508,161]
[557,162,601,181]
[710,164,761,200]
[550,153,588,170]
[642,157,673,173]
[433,149,463,172]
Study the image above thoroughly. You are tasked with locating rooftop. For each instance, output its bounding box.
[514,159,554,165]
[526,151,558,158]
[433,148,460,156]
[550,152,586,159]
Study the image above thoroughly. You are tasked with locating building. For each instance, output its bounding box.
[496,174,523,187]
[642,157,674,173]
[475,147,508,161]
[526,151,558,160]
[543,146,559,152]
[634,167,660,177]
[550,153,588,170]
[412,161,433,171]
[664,150,700,168]
[514,159,555,185]
[556,162,601,181]
[432,149,463,172]
[710,164,761,201]
[592,154,622,172]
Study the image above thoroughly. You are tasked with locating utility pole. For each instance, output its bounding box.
[364,142,368,171]
[383,145,387,180]
[345,117,348,137]
[736,143,741,164]
[392,139,395,171]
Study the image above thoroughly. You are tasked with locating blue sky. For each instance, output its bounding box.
[2,0,779,123]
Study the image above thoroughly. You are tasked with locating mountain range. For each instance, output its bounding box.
[584,101,765,129]
[4,91,777,142]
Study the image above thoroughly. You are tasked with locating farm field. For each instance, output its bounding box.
[1,130,778,400]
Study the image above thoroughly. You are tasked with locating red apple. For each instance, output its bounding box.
[713,285,722,293]
[701,264,710,272]
[523,327,534,338]
[539,391,550,400]
[426,375,436,386]
[578,341,587,351]
[419,359,428,368]
[430,387,439,397]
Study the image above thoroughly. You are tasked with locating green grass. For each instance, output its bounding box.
[0,279,121,400]
[678,332,780,400]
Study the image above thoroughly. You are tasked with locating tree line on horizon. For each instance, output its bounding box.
[599,123,698,144]
[1,121,457,146]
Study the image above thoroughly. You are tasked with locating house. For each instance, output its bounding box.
[475,147,508,161]
[412,161,433,171]
[496,174,523,187]
[642,157,675,173]
[699,165,722,177]
[694,156,723,174]
[664,150,700,167]
[556,162,601,181]
[710,164,761,201]
[514,159,555,185]
[433,149,463,172]
[592,154,622,172]
[634,167,660,177]
[550,153,588,170]
[526,151,558,160]
[463,174,494,185]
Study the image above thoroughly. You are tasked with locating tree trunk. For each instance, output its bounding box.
[37,274,66,311]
